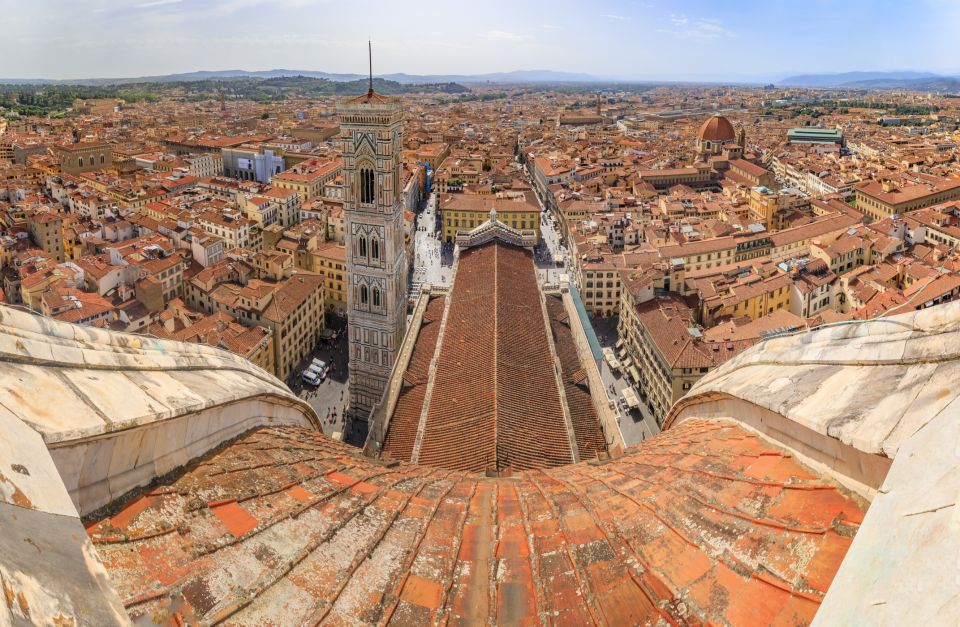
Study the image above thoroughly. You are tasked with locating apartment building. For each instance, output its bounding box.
[856,174,960,221]
[189,265,325,380]
[197,210,261,251]
[618,296,750,424]
[439,194,540,243]
[54,142,114,175]
[271,158,341,202]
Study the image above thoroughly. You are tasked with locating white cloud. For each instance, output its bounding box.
[480,30,529,42]
[601,14,629,21]
[541,23,561,30]
[134,0,182,8]
[659,17,735,41]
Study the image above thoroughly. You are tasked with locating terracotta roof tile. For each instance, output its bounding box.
[86,419,866,625]
[411,241,576,472]
[382,295,446,461]
[546,293,606,459]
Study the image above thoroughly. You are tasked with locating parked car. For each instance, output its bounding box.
[301,369,321,386]
[309,358,330,381]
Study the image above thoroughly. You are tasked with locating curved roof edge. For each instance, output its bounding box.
[0,304,323,624]
[666,300,960,460]
[0,304,321,516]
[664,301,960,625]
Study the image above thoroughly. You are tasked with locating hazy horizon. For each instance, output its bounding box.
[3,0,960,82]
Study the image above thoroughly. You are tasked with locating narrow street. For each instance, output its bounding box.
[410,192,452,299]
[591,316,661,446]
[287,315,350,440]
[535,209,568,285]
[527,171,659,447]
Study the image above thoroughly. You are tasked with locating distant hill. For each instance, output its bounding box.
[842,76,960,92]
[778,71,942,88]
[383,70,600,84]
[0,68,602,86]
[0,76,471,117]
[0,70,365,86]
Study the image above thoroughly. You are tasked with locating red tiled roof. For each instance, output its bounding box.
[382,295,446,461]
[545,293,606,459]
[698,115,736,142]
[413,242,575,472]
[87,420,865,625]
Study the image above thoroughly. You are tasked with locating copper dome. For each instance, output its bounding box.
[698,115,736,142]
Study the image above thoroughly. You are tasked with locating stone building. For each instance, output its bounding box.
[338,85,409,418]
[54,141,114,175]
[26,210,64,262]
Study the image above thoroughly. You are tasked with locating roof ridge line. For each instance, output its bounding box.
[410,289,454,464]
[540,286,580,464]
[492,242,499,473]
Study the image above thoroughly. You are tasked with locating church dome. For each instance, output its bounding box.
[698,115,736,142]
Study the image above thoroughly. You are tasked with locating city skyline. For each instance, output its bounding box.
[2,3,960,623]
[4,0,960,81]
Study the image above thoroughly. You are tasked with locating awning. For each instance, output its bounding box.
[617,347,628,358]
[629,366,641,382]
[615,338,624,349]
[622,357,634,369]
[622,387,640,409]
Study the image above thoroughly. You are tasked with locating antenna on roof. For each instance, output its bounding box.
[368,39,373,95]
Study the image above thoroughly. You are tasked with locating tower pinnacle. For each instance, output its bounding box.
[368,40,373,95]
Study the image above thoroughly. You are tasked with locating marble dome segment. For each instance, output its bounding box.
[0,305,321,515]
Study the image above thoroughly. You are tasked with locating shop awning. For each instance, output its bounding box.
[629,366,640,382]
[622,357,634,369]
[615,338,624,349]
[622,387,640,409]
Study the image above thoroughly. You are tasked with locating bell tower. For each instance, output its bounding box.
[338,43,408,421]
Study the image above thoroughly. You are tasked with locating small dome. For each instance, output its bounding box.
[698,115,736,142]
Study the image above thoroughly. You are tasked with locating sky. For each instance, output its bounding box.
[2,0,960,81]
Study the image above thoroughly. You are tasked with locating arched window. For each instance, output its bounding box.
[372,287,381,308]
[371,237,379,260]
[360,285,368,305]
[358,236,367,258]
[360,168,375,204]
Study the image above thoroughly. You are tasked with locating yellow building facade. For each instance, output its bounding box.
[440,196,540,244]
